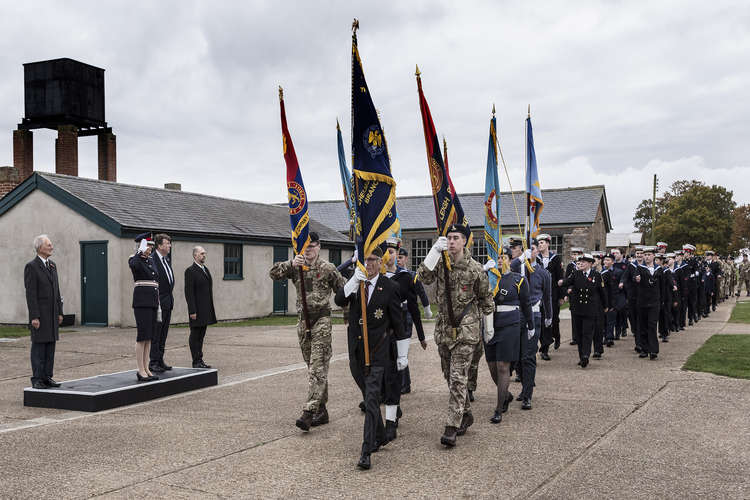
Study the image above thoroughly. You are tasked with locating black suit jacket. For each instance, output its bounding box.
[152,253,175,311]
[184,263,217,327]
[633,265,664,308]
[563,269,608,317]
[335,275,405,368]
[24,257,63,343]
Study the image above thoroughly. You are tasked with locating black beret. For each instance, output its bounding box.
[309,232,320,244]
[446,223,471,240]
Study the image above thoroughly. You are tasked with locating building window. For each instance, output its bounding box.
[550,235,563,255]
[329,248,341,266]
[223,243,243,280]
[411,238,432,271]
[472,236,488,263]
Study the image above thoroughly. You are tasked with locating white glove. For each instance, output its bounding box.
[544,318,552,328]
[423,306,433,319]
[137,239,148,253]
[523,249,532,260]
[422,237,447,271]
[527,328,535,340]
[483,313,494,343]
[483,259,496,272]
[396,339,410,370]
[344,267,367,297]
[351,248,358,263]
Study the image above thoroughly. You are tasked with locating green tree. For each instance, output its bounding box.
[729,204,750,253]
[632,180,735,253]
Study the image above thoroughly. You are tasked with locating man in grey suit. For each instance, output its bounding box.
[24,234,64,389]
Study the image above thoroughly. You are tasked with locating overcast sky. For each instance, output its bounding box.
[1,1,749,233]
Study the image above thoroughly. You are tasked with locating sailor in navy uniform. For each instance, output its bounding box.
[536,234,563,360]
[632,246,664,359]
[564,247,584,345]
[128,233,160,382]
[562,253,608,367]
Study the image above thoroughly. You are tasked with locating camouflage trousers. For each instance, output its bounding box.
[438,341,476,428]
[467,341,484,391]
[297,314,332,413]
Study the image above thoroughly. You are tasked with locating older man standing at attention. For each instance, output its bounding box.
[185,246,217,368]
[24,235,64,389]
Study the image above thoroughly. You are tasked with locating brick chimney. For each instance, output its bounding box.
[12,129,33,180]
[0,166,21,198]
[98,132,116,181]
[55,125,79,176]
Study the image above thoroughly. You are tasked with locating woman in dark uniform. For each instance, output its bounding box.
[129,233,160,382]
[484,250,534,423]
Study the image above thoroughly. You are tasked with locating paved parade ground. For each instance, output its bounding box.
[1,300,749,499]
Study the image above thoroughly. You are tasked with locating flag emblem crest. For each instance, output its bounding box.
[484,189,498,228]
[287,181,306,215]
[429,158,443,195]
[363,124,385,158]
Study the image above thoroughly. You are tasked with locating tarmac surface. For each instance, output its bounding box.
[1,298,749,499]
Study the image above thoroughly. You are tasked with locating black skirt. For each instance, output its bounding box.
[484,323,521,362]
[134,307,157,342]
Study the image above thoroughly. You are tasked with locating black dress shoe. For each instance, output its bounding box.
[621,331,628,337]
[136,372,149,382]
[400,386,411,394]
[662,337,669,343]
[569,340,578,345]
[502,392,513,413]
[384,420,398,443]
[490,410,502,424]
[635,346,642,353]
[150,364,165,373]
[32,380,49,389]
[650,353,658,360]
[514,375,522,383]
[193,360,211,369]
[606,341,614,347]
[688,319,694,326]
[540,351,551,361]
[440,426,457,447]
[592,352,602,359]
[45,378,61,387]
[554,339,561,349]
[160,361,173,371]
[468,390,475,402]
[147,374,160,381]
[357,452,371,470]
[639,352,649,358]
[295,410,313,431]
[311,406,329,427]
[516,394,524,401]
[522,399,532,410]
[580,357,589,368]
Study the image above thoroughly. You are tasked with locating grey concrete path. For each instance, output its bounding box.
[1,299,748,499]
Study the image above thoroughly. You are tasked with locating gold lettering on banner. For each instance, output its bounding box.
[439,197,450,221]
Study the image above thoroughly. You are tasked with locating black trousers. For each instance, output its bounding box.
[520,313,540,399]
[571,314,595,360]
[362,365,386,454]
[30,341,56,384]
[189,325,208,364]
[688,288,698,321]
[627,298,639,344]
[594,311,605,354]
[605,309,617,342]
[658,304,670,338]
[150,307,172,366]
[615,307,628,337]
[679,294,688,327]
[540,300,560,354]
[639,306,659,354]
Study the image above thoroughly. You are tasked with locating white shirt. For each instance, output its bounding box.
[194,261,208,275]
[158,251,173,283]
[365,274,379,304]
[37,255,49,266]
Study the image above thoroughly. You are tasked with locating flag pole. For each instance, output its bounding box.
[526,104,531,251]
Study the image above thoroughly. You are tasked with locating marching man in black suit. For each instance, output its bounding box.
[24,234,64,389]
[633,246,664,360]
[334,246,405,471]
[150,234,175,373]
[184,246,217,368]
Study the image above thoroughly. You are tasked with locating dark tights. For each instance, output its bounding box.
[486,360,511,412]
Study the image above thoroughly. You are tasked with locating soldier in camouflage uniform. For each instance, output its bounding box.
[269,232,345,431]
[726,256,737,299]
[418,224,494,447]
[739,254,750,296]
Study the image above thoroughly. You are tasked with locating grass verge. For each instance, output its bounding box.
[729,301,750,323]
[683,334,750,379]
[0,326,78,339]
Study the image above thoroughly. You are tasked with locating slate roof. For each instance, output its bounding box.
[307,185,610,234]
[0,173,351,245]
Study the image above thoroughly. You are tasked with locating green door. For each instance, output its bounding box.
[81,241,108,325]
[273,246,288,314]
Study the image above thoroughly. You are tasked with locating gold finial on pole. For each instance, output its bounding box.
[336,118,340,131]
[527,104,530,117]
[278,86,284,101]
[352,18,359,32]
[492,103,496,116]
[415,64,421,77]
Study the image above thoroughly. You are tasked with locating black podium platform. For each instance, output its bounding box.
[23,367,218,412]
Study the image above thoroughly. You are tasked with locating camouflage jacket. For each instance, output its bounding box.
[740,261,750,280]
[269,257,345,315]
[418,247,494,347]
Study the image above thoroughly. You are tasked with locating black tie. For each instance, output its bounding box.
[364,281,372,304]
[46,261,51,272]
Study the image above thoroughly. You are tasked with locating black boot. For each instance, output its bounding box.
[295,410,313,431]
[311,405,329,427]
[467,389,475,402]
[440,426,458,447]
[384,420,398,444]
[357,450,371,470]
[490,410,503,424]
[456,412,474,436]
[400,367,411,394]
